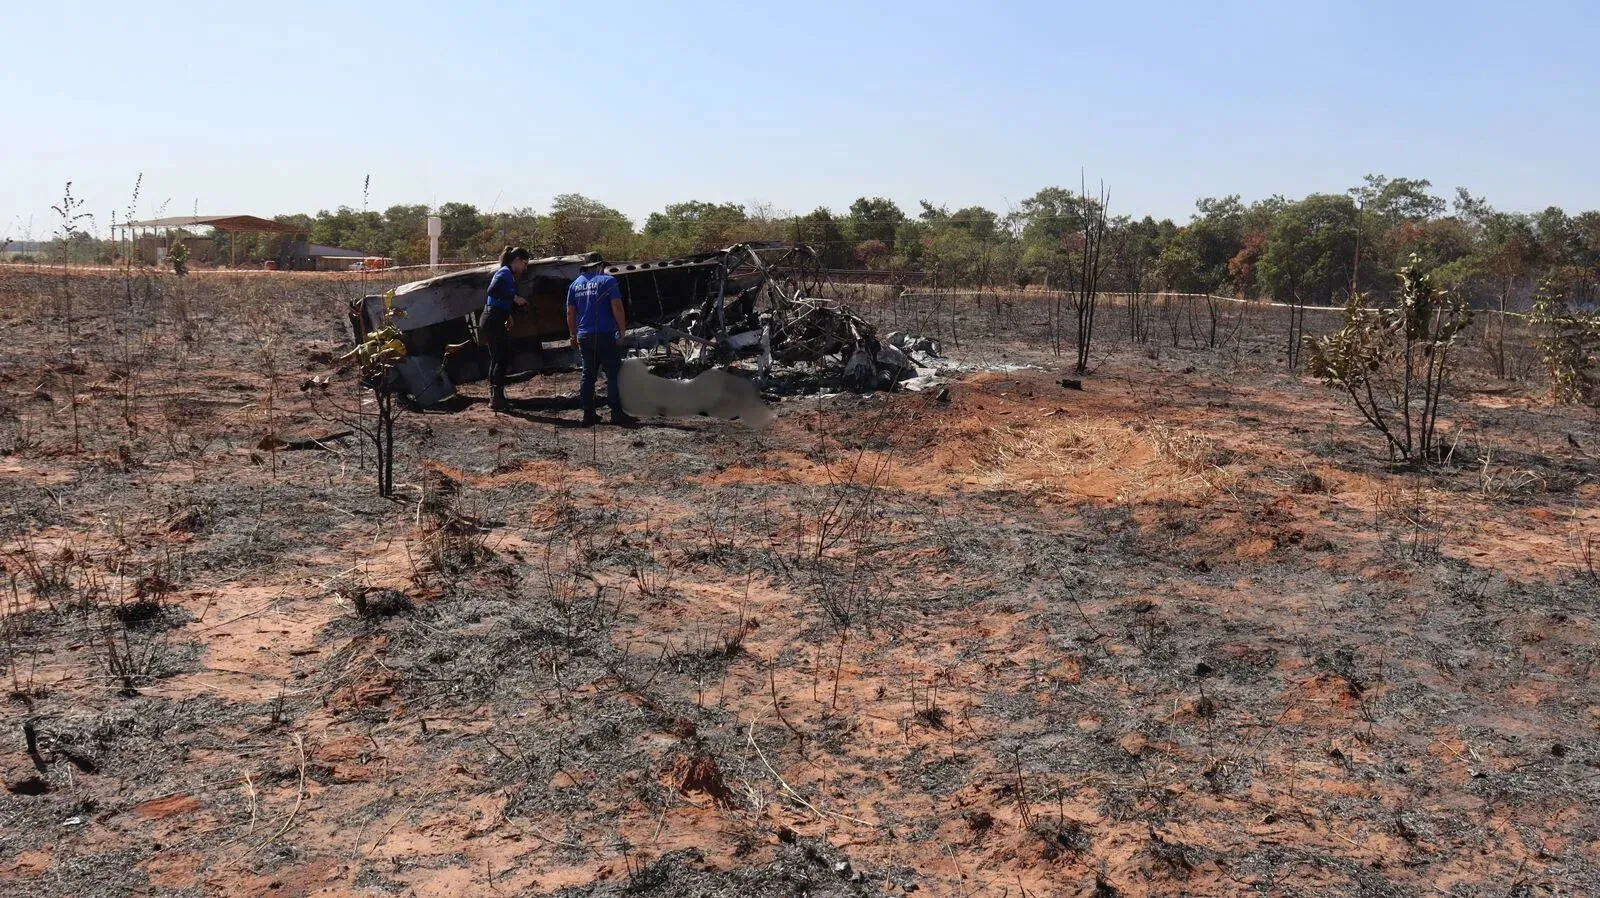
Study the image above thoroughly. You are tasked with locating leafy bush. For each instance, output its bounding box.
[168,239,189,277]
[1305,256,1473,464]
[1529,280,1600,405]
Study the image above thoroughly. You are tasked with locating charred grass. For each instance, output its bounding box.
[0,266,1597,896]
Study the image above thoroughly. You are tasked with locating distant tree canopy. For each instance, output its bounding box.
[545,194,633,258]
[1257,194,1362,305]
[797,208,851,269]
[59,175,1600,309]
[643,201,749,257]
[846,197,905,249]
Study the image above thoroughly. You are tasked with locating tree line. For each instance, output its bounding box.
[20,175,1600,310]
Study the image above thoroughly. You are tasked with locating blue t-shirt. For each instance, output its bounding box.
[485,265,518,311]
[567,272,622,337]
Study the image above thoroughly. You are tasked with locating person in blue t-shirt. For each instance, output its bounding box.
[482,246,530,410]
[566,259,636,426]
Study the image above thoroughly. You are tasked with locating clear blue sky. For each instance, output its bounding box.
[3,0,1597,239]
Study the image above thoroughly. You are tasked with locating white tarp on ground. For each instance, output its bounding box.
[880,334,1040,393]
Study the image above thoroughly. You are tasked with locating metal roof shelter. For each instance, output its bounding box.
[307,244,367,259]
[122,215,305,234]
[119,215,307,266]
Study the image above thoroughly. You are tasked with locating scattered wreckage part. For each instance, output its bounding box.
[393,356,455,407]
[258,430,357,452]
[898,374,949,394]
[768,300,875,364]
[618,359,775,428]
[885,331,943,358]
[746,242,831,302]
[843,346,878,393]
[725,329,764,352]
[626,325,715,351]
[712,252,730,338]
[758,323,774,382]
[875,344,917,384]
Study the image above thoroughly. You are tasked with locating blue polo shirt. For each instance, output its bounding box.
[485,265,518,311]
[566,272,622,337]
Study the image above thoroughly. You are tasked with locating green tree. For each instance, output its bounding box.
[845,197,905,249]
[437,202,486,260]
[643,201,748,256]
[1155,196,1262,294]
[891,220,928,271]
[1349,175,1445,294]
[1018,187,1093,239]
[1350,175,1445,226]
[543,193,634,257]
[379,204,430,264]
[947,206,1000,240]
[924,225,992,285]
[1016,187,1095,286]
[1390,218,1474,278]
[310,206,384,252]
[1156,232,1209,293]
[900,202,1005,285]
[1532,206,1582,274]
[264,213,314,262]
[484,207,543,256]
[1109,216,1174,292]
[1257,194,1361,305]
[1447,195,1540,296]
[796,207,851,268]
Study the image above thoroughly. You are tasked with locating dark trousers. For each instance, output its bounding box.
[481,307,511,388]
[578,332,624,418]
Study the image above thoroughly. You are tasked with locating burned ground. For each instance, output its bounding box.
[1,265,1598,897]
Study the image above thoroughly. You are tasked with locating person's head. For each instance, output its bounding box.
[499,245,531,274]
[580,257,605,276]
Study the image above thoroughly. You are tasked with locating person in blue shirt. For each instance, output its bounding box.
[566,259,636,426]
[482,246,530,410]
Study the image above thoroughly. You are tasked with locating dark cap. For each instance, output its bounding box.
[580,254,605,270]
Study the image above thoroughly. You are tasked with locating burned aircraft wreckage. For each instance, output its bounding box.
[349,244,919,407]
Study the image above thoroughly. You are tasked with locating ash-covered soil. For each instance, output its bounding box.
[1,266,1597,897]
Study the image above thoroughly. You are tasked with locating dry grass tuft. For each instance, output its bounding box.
[1372,480,1446,559]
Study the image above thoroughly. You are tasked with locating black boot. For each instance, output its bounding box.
[490,386,509,411]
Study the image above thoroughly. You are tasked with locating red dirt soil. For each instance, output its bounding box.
[2,267,1598,897]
